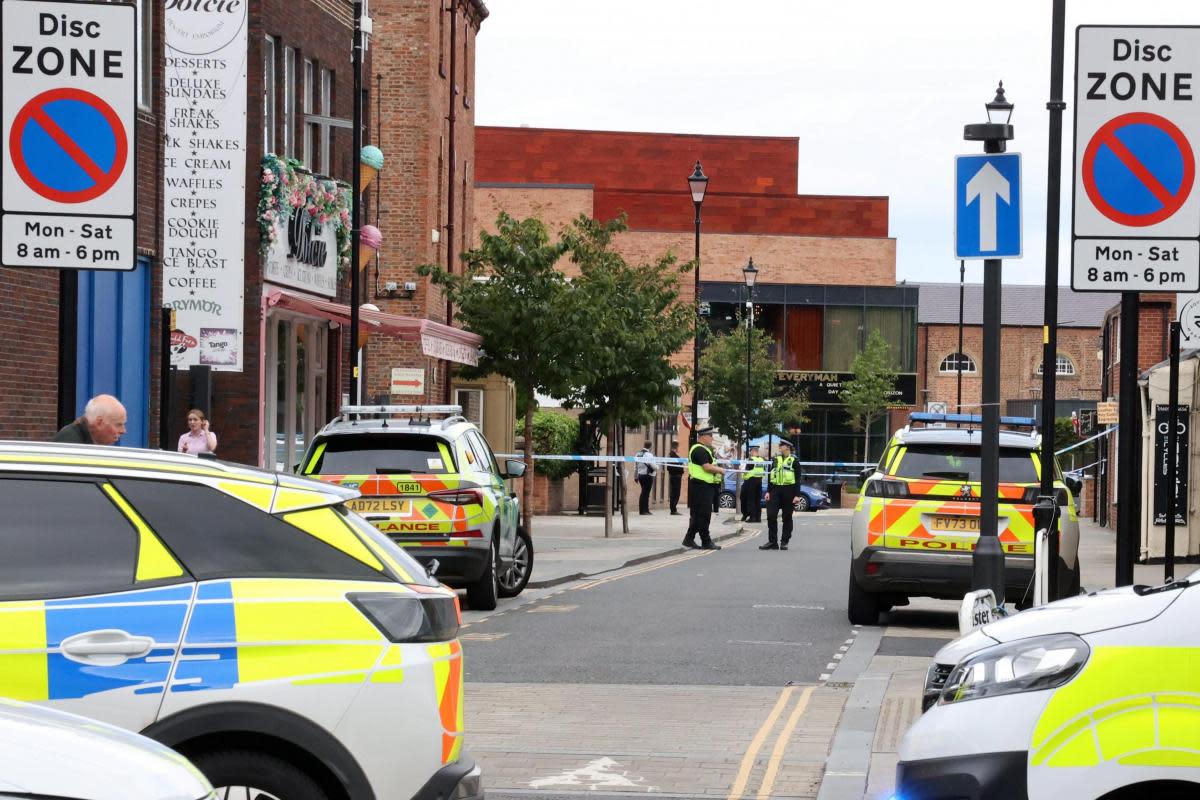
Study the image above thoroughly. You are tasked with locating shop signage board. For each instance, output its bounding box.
[1096,401,1120,425]
[1153,403,1189,525]
[777,371,918,407]
[161,0,248,371]
[1073,26,1200,292]
[390,367,425,396]
[264,208,339,297]
[0,0,136,270]
[954,153,1022,259]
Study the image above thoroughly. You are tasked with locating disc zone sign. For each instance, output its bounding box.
[1072,26,1200,293]
[1,0,136,271]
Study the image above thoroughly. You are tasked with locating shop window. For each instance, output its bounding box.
[265,316,329,471]
[784,306,822,370]
[1037,353,1076,376]
[940,353,977,374]
[865,306,916,372]
[822,306,863,372]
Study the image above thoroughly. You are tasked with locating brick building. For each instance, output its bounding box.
[916,283,1117,419]
[473,126,906,508]
[0,0,163,446]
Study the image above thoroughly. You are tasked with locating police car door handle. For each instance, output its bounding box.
[61,629,155,666]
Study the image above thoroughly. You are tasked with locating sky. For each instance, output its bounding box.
[475,1,1198,286]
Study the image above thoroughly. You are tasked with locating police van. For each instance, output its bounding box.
[899,570,1200,799]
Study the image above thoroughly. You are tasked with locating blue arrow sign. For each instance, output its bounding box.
[955,153,1022,259]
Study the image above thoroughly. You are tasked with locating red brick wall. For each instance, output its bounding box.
[365,0,484,404]
[592,190,888,237]
[476,127,799,195]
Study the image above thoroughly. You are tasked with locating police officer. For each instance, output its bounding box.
[682,427,724,550]
[666,441,685,515]
[740,445,766,523]
[760,440,798,550]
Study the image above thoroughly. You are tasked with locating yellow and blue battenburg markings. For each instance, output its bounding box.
[0,585,193,701]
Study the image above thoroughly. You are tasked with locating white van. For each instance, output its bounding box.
[897,573,1200,799]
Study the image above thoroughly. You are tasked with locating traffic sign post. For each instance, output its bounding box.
[0,0,136,271]
[1072,26,1200,585]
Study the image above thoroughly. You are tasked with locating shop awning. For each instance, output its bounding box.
[266,288,481,366]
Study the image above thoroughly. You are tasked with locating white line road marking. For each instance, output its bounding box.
[529,756,656,792]
[819,673,832,681]
[526,604,578,613]
[460,632,509,641]
[729,640,813,647]
[753,603,826,610]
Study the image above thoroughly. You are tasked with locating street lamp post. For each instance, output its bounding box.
[957,260,965,412]
[743,258,758,459]
[964,84,1014,604]
[688,161,709,445]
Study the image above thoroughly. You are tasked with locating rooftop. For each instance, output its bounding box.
[915,283,1118,328]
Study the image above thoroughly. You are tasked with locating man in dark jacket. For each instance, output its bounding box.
[53,395,127,445]
[666,441,685,515]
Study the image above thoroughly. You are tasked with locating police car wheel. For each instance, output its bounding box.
[193,749,326,800]
[466,536,500,610]
[847,573,882,626]
[498,527,533,598]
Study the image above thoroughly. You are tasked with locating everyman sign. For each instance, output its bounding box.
[0,0,136,271]
[1072,27,1200,293]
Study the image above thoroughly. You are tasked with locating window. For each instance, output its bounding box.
[320,68,333,172]
[823,306,863,372]
[283,46,296,158]
[438,4,446,78]
[303,59,316,167]
[467,431,500,476]
[890,445,1039,484]
[114,479,390,582]
[307,434,456,475]
[136,0,152,109]
[939,353,977,374]
[462,33,471,108]
[455,388,483,427]
[263,36,277,154]
[0,478,137,600]
[1037,353,1077,376]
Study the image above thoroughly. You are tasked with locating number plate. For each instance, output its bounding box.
[929,515,980,532]
[346,498,411,514]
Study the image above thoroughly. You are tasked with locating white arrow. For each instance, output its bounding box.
[966,162,1011,253]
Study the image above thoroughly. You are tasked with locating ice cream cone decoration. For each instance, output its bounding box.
[358,304,379,350]
[360,146,384,192]
[359,225,382,269]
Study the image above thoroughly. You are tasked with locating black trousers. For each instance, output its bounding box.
[685,480,717,547]
[668,472,682,512]
[740,477,762,521]
[766,484,797,546]
[637,474,654,514]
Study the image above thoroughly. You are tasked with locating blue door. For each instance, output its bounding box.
[76,257,151,447]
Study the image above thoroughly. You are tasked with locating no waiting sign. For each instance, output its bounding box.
[0,0,136,271]
[1072,26,1200,293]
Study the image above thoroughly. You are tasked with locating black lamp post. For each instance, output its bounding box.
[688,161,709,445]
[349,0,365,404]
[743,257,758,459]
[964,83,1014,604]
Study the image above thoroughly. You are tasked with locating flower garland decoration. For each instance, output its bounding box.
[258,153,352,278]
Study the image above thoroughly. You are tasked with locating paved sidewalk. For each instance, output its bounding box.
[525,507,749,588]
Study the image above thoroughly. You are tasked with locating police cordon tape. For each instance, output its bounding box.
[496,453,873,469]
[1054,425,1117,456]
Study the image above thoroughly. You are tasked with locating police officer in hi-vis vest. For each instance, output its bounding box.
[740,445,766,523]
[682,427,725,550]
[760,440,799,550]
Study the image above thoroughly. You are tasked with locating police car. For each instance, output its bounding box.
[849,413,1081,625]
[899,570,1200,799]
[0,698,214,800]
[0,441,480,800]
[301,405,531,610]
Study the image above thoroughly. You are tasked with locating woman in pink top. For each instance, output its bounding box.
[178,408,218,454]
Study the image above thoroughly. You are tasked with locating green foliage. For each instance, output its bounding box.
[528,411,579,480]
[841,329,899,461]
[559,215,694,429]
[697,317,809,442]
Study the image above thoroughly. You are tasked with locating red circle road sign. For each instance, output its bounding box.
[8,88,128,204]
[1082,111,1195,228]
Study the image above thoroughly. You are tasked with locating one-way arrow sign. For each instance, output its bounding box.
[955,152,1022,259]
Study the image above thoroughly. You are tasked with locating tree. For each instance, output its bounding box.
[841,328,899,463]
[528,410,579,481]
[419,213,583,535]
[697,317,809,445]
[561,215,694,536]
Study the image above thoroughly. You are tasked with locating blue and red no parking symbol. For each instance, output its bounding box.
[8,88,128,204]
[1083,111,1195,228]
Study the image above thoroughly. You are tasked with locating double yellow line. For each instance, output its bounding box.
[727,685,815,800]
[574,549,713,591]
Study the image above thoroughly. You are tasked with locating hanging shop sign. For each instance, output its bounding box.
[161,0,248,370]
[259,155,350,298]
[1153,403,1190,526]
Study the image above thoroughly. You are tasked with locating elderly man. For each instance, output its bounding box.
[53,394,127,446]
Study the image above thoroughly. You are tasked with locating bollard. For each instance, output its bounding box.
[1032,495,1059,603]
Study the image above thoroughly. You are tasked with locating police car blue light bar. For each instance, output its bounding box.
[910,412,1037,428]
